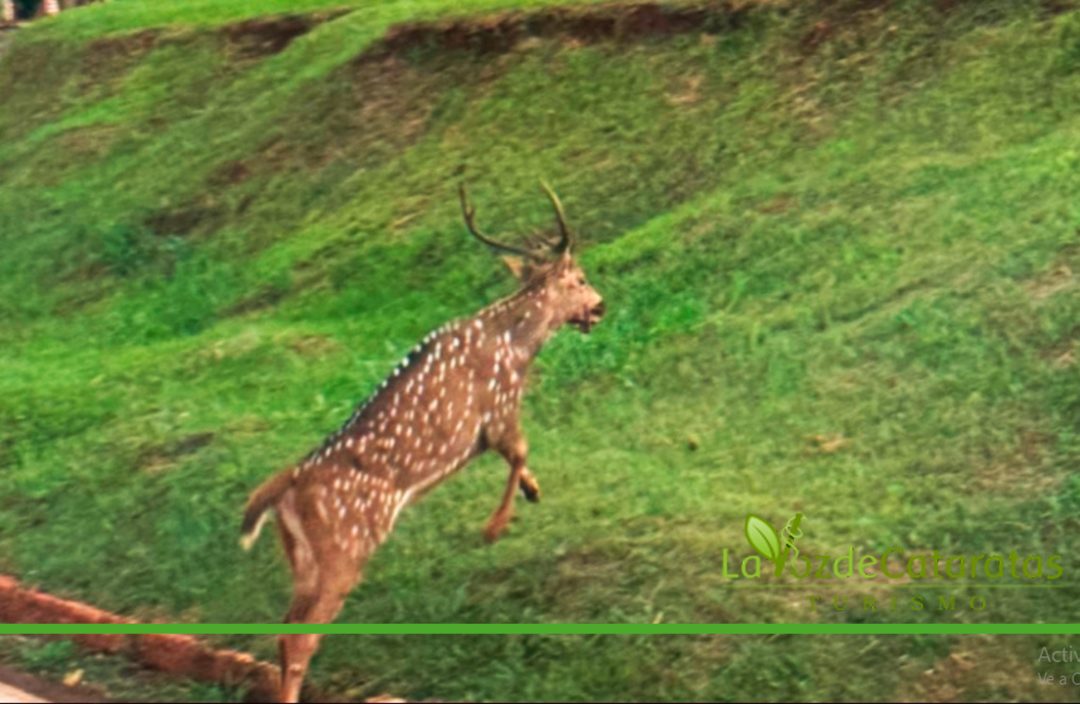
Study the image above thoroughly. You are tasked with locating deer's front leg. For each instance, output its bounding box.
[485,434,528,543]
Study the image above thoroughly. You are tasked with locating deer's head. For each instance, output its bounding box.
[459,182,605,334]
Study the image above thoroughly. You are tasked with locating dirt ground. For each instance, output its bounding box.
[0,664,107,703]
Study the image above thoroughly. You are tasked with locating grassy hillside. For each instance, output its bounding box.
[1,0,1079,701]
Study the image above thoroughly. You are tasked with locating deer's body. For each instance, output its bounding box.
[241,286,555,566]
[241,183,604,703]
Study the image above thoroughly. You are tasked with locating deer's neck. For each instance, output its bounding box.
[476,284,556,364]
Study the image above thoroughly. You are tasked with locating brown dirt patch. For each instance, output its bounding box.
[76,8,353,63]
[222,15,314,59]
[54,124,121,161]
[799,19,833,53]
[142,196,227,238]
[792,0,895,56]
[81,30,159,86]
[220,286,288,318]
[285,334,343,358]
[345,53,448,162]
[1040,0,1079,16]
[137,432,215,474]
[209,160,252,187]
[0,663,108,703]
[220,10,349,60]
[973,429,1060,495]
[758,194,798,214]
[896,637,1064,702]
[372,1,746,58]
[1042,335,1077,370]
[1026,262,1075,302]
[85,29,158,60]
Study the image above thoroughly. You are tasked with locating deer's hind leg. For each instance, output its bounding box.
[275,489,365,703]
[278,570,356,703]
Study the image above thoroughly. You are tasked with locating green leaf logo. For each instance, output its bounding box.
[745,514,782,562]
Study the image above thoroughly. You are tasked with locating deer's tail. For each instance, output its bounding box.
[240,470,294,551]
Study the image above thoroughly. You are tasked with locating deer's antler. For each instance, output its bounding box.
[459,183,538,259]
[539,180,573,255]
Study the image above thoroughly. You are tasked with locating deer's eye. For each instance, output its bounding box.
[577,276,586,286]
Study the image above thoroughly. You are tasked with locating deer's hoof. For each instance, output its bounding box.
[520,477,541,503]
[484,516,509,543]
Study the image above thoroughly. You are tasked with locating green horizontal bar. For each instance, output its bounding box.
[1,624,1077,635]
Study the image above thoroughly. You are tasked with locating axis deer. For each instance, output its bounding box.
[240,182,605,703]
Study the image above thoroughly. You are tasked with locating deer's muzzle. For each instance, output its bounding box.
[573,300,605,334]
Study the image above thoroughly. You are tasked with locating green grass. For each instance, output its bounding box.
[2,0,1079,700]
[17,0,619,40]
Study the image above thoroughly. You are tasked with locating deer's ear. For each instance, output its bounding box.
[501,255,527,280]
